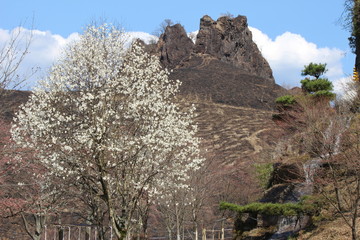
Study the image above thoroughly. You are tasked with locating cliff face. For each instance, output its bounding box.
[194,15,274,81]
[153,15,285,110]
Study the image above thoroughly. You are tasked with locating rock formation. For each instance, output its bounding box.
[157,23,195,69]
[151,15,285,110]
[194,15,274,81]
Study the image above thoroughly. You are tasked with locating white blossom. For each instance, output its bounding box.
[11,23,203,239]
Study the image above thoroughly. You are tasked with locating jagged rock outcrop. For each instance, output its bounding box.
[152,15,285,110]
[157,24,195,69]
[194,15,274,81]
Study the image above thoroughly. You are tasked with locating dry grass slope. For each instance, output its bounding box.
[191,97,283,167]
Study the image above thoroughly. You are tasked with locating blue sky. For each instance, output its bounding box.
[1,0,354,92]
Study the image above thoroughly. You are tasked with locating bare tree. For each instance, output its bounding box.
[310,112,360,240]
[0,24,34,91]
[0,23,36,119]
[153,19,175,37]
[220,12,234,18]
[275,90,360,240]
[0,118,68,240]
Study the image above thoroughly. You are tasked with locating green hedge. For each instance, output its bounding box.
[220,199,319,217]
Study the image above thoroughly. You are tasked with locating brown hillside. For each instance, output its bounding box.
[173,55,285,110]
[0,90,31,122]
[192,98,282,166]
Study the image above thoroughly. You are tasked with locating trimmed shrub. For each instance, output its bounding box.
[300,78,333,94]
[220,198,320,217]
[275,95,296,106]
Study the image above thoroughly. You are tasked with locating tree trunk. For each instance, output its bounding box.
[141,221,148,240]
[109,209,127,240]
[139,198,150,240]
[352,226,357,240]
[329,163,344,212]
[194,223,198,240]
[176,205,181,240]
[354,0,360,72]
[111,219,126,240]
[97,226,106,240]
[167,226,172,240]
[58,228,64,240]
[21,213,45,240]
[351,178,360,240]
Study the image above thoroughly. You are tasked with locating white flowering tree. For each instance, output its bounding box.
[11,24,203,240]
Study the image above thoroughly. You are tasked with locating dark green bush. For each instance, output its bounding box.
[300,78,333,94]
[254,163,274,189]
[312,90,336,99]
[275,95,296,106]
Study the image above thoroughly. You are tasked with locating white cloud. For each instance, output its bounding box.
[333,76,353,97]
[0,27,80,89]
[0,28,158,89]
[249,27,346,88]
[125,32,158,46]
[27,30,79,67]
[188,30,198,43]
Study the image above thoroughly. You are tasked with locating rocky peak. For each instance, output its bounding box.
[194,15,248,55]
[150,15,285,110]
[156,15,274,83]
[195,15,274,82]
[157,24,195,69]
